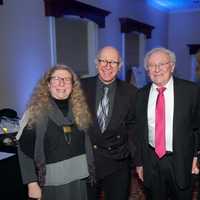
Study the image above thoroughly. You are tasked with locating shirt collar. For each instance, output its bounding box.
[152,76,173,92]
[97,77,116,90]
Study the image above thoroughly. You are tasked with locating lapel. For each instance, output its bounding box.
[88,78,97,118]
[86,77,101,131]
[143,84,151,142]
[172,78,182,143]
[107,80,124,129]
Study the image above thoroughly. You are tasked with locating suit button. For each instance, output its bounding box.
[93,145,98,149]
[116,135,120,139]
[108,146,112,151]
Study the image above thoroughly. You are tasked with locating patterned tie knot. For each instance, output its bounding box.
[104,87,109,95]
[157,87,166,94]
[103,87,109,116]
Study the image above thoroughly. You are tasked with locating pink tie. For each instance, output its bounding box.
[155,87,166,158]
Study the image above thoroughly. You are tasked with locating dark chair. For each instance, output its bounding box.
[0,108,19,119]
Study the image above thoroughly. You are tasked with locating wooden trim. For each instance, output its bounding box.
[44,0,110,28]
[119,17,154,39]
[187,44,200,55]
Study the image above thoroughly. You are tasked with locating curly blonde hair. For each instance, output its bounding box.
[27,64,91,130]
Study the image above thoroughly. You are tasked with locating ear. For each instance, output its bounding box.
[171,63,175,73]
[118,62,123,71]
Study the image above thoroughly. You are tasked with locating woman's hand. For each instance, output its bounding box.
[136,166,144,182]
[28,182,42,200]
[192,157,199,175]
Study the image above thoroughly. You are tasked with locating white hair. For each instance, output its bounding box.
[144,47,176,70]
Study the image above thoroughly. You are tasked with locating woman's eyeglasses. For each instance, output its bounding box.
[50,76,72,85]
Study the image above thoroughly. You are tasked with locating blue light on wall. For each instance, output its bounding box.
[147,0,170,11]
[147,0,198,11]
[153,0,174,8]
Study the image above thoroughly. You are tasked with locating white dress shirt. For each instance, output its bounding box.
[148,77,174,152]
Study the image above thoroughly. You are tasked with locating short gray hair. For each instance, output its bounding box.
[144,47,176,70]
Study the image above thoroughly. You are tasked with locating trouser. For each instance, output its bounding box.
[87,166,131,200]
[145,147,192,200]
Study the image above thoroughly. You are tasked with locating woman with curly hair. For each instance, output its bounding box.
[18,64,95,200]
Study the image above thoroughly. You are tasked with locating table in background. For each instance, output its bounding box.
[0,133,27,200]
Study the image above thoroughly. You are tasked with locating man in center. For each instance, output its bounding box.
[81,46,137,200]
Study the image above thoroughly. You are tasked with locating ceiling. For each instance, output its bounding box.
[148,0,200,12]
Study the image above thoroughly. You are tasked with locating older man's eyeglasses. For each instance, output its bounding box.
[50,76,72,85]
[98,59,120,67]
[147,61,171,70]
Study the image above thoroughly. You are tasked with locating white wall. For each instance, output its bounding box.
[78,0,168,53]
[0,0,52,115]
[168,10,200,80]
[80,0,200,81]
[77,0,168,81]
[0,0,169,115]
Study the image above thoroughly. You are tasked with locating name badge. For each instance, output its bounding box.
[63,126,72,134]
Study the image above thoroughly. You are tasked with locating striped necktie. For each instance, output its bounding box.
[97,87,109,133]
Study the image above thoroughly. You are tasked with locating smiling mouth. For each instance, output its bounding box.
[102,70,112,75]
[56,89,66,92]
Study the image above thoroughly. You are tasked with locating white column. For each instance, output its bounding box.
[86,21,98,77]
[119,33,126,80]
[190,55,197,81]
[49,17,57,65]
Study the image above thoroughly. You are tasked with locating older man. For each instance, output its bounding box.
[135,47,200,200]
[82,46,137,200]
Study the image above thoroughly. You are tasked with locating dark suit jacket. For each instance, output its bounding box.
[81,76,137,178]
[135,77,200,189]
